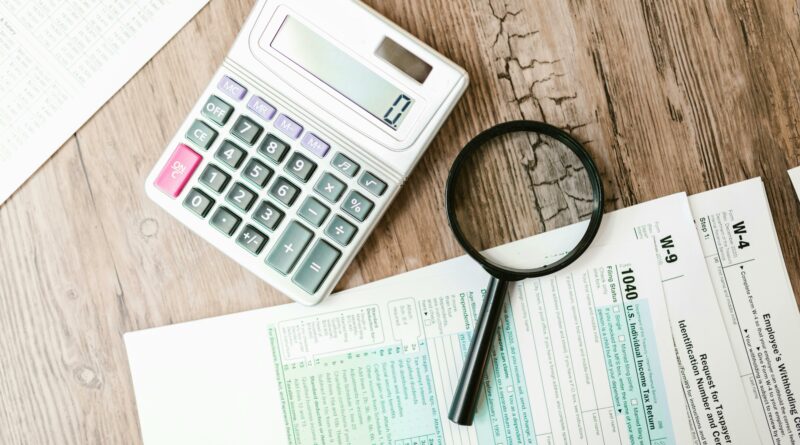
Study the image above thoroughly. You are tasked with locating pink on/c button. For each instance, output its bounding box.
[154,144,202,198]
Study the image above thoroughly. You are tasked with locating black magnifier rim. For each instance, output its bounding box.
[445,120,604,282]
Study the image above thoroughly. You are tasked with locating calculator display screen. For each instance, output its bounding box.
[272,16,414,130]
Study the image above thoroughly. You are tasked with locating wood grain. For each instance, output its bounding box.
[1,0,798,443]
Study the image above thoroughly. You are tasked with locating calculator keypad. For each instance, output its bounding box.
[157,73,395,299]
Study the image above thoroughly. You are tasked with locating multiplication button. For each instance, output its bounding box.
[266,221,313,274]
[341,190,374,222]
[293,240,340,294]
[314,172,346,203]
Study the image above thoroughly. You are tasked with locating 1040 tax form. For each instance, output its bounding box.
[127,237,692,444]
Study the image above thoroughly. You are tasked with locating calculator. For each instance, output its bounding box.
[145,0,468,305]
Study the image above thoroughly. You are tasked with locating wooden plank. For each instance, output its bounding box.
[0,0,798,442]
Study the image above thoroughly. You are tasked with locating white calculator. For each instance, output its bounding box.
[145,0,468,305]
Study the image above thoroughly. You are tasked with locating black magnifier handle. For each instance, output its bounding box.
[448,275,510,425]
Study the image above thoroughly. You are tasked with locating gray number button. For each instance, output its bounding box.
[210,207,241,236]
[298,196,330,227]
[215,140,246,170]
[231,115,263,145]
[183,188,214,217]
[253,200,284,231]
[258,134,290,164]
[199,164,230,193]
[331,152,359,178]
[324,215,357,246]
[186,119,217,149]
[341,190,374,222]
[358,171,387,196]
[269,177,300,207]
[242,158,273,188]
[284,152,317,182]
[225,182,256,212]
[201,95,233,125]
[314,172,346,203]
[293,240,341,294]
[266,221,313,275]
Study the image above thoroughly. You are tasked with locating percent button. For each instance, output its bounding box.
[341,190,374,222]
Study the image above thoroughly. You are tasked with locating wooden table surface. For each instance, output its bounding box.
[1,0,799,443]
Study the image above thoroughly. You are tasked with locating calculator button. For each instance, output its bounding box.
[266,221,314,274]
[269,177,301,207]
[358,171,388,196]
[215,140,247,170]
[314,173,347,203]
[231,115,263,145]
[242,158,273,188]
[284,152,317,182]
[300,132,330,157]
[331,153,360,178]
[186,119,217,149]
[183,188,214,217]
[198,164,230,193]
[325,215,358,246]
[274,114,303,139]
[154,144,202,198]
[341,190,374,222]
[293,240,341,294]
[247,96,276,121]
[218,75,246,101]
[298,196,330,227]
[236,224,268,255]
[258,134,290,164]
[210,206,241,236]
[226,182,257,212]
[201,95,233,125]
[253,200,285,231]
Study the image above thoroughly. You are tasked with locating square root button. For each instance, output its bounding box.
[301,132,330,157]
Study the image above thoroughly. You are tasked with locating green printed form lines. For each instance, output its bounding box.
[268,328,443,444]
[470,301,537,444]
[596,299,675,445]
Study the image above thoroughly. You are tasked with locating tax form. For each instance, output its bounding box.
[690,178,800,444]
[0,0,208,205]
[588,194,762,445]
[127,238,693,444]
[791,167,800,202]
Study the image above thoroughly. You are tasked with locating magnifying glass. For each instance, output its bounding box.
[446,120,604,426]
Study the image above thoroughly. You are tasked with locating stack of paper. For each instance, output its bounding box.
[125,178,800,445]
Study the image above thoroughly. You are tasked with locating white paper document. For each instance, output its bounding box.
[127,236,695,444]
[690,178,800,444]
[0,0,208,205]
[791,167,800,202]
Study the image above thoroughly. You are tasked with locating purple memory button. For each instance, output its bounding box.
[247,96,276,121]
[217,75,247,101]
[301,132,330,157]
[274,114,303,139]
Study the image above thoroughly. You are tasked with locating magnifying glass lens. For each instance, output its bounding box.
[450,131,595,271]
